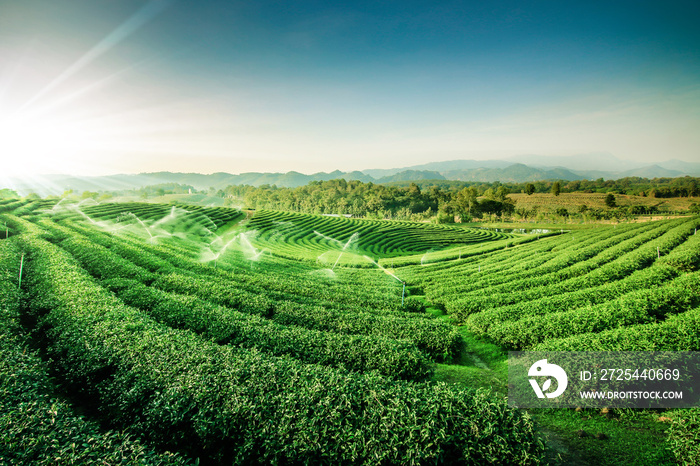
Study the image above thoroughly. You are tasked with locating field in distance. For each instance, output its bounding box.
[508,192,700,214]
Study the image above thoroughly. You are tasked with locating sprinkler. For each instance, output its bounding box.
[18,253,24,293]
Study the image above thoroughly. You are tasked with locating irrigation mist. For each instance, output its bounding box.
[362,255,402,282]
[331,232,360,270]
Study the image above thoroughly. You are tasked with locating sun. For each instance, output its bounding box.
[0,109,91,176]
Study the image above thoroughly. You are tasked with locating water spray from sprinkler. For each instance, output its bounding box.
[150,205,180,230]
[237,231,269,261]
[331,232,359,270]
[313,230,344,246]
[362,255,402,282]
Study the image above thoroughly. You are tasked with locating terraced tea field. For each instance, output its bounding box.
[1,198,698,465]
[246,209,516,266]
[402,217,700,352]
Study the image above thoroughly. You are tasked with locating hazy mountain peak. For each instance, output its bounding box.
[5,155,700,197]
[505,152,643,172]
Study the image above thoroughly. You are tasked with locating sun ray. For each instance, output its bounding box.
[20,0,172,112]
[0,0,177,183]
[20,63,139,122]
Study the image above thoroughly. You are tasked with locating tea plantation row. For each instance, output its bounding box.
[0,205,545,464]
[246,209,514,263]
[400,215,700,464]
[0,235,188,465]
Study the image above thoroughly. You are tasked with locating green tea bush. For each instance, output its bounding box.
[422,220,660,305]
[0,239,187,465]
[154,272,462,361]
[445,218,698,323]
[105,278,433,381]
[534,305,700,352]
[659,229,700,272]
[18,234,544,465]
[57,235,155,284]
[487,272,700,350]
[403,295,426,313]
[467,265,679,336]
[666,409,700,466]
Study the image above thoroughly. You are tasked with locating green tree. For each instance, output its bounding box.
[495,186,510,202]
[605,193,617,207]
[454,187,479,220]
[479,199,514,217]
[525,183,535,195]
[551,182,561,196]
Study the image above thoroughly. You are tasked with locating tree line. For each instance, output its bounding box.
[5,175,697,222]
[225,176,700,222]
[385,176,700,198]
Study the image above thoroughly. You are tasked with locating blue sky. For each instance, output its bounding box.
[0,0,698,176]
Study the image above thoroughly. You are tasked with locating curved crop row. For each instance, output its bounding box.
[386,232,555,268]
[33,218,450,360]
[0,238,187,465]
[466,265,680,336]
[154,272,462,361]
[104,278,433,381]
[52,218,427,318]
[82,202,241,228]
[534,304,700,352]
[410,223,609,279]
[436,218,675,303]
[403,221,641,280]
[487,271,700,350]
[658,230,700,271]
[17,234,544,465]
[75,202,243,240]
[402,233,558,281]
[57,219,423,317]
[444,218,699,321]
[421,220,661,293]
[248,209,513,261]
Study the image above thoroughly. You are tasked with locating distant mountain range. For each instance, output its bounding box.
[6,154,700,196]
[363,154,699,180]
